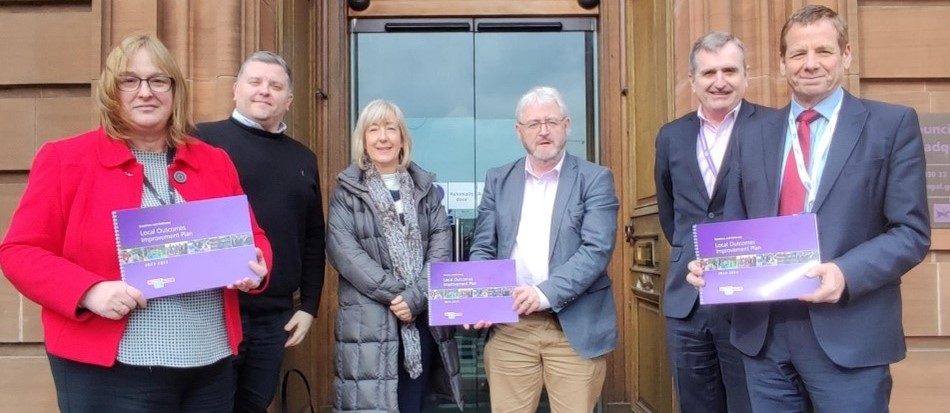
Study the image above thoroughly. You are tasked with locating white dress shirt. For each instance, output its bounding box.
[696,102,741,197]
[510,153,566,310]
[231,109,288,134]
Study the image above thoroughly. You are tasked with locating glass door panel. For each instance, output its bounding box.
[473,29,593,183]
[354,29,477,213]
[352,18,596,412]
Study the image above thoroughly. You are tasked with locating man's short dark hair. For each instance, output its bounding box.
[238,51,293,91]
[780,5,849,57]
[689,32,747,75]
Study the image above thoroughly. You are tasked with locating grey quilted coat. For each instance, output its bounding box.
[327,163,463,412]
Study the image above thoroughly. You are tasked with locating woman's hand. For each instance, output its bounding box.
[389,295,414,324]
[80,281,147,320]
[229,248,268,292]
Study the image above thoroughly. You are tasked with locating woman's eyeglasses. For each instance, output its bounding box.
[117,75,174,92]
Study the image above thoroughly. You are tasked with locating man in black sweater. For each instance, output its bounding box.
[195,51,325,413]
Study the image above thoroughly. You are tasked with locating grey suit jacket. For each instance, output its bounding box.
[655,101,776,319]
[730,91,930,368]
[468,153,619,359]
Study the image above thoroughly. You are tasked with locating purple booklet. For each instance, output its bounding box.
[112,195,258,299]
[428,260,519,326]
[694,214,821,304]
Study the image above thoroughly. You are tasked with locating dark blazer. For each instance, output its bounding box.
[656,101,775,319]
[469,153,620,359]
[730,91,930,368]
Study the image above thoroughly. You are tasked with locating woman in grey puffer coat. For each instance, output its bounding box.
[327,100,463,413]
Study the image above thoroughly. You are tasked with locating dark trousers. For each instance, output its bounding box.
[666,304,751,413]
[743,302,892,413]
[233,308,293,413]
[48,353,233,413]
[397,312,435,413]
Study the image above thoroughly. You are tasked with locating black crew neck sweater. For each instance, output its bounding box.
[194,117,326,316]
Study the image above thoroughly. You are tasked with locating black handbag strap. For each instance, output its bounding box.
[280,368,316,413]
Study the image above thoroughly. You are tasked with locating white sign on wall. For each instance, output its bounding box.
[447,182,477,210]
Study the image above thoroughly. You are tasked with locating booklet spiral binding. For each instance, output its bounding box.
[427,262,433,326]
[691,223,704,303]
[112,210,127,283]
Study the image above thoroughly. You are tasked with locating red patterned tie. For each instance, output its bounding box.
[778,109,821,216]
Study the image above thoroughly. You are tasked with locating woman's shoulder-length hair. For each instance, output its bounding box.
[350,99,413,171]
[97,33,192,146]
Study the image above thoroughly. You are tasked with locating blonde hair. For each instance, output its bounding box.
[351,99,413,170]
[97,33,192,146]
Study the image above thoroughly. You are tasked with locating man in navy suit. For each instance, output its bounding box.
[655,32,761,413]
[689,5,929,412]
[468,86,619,412]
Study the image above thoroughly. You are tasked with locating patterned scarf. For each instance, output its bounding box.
[364,164,425,379]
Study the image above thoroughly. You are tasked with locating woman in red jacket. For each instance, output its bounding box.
[0,34,272,412]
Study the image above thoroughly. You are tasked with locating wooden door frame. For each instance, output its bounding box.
[280,0,633,410]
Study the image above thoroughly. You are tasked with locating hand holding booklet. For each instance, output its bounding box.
[113,195,259,299]
[428,259,519,326]
[693,214,821,304]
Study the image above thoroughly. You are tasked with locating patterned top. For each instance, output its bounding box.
[382,172,405,224]
[117,149,231,367]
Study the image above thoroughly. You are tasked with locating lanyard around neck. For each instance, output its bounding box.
[698,127,720,181]
[697,107,739,185]
[787,100,842,212]
[143,148,177,206]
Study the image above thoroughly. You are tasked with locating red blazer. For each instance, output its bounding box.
[0,128,272,367]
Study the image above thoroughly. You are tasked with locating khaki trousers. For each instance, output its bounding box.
[484,312,607,413]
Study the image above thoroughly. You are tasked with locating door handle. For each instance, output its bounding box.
[453,216,464,262]
[385,22,471,32]
[476,22,563,32]
[624,217,636,246]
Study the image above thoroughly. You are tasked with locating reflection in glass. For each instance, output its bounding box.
[353,21,596,413]
[356,33,476,191]
[474,31,590,182]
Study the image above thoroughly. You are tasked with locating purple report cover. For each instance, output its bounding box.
[113,195,257,299]
[428,259,519,326]
[694,214,821,304]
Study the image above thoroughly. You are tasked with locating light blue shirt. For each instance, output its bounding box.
[779,87,844,212]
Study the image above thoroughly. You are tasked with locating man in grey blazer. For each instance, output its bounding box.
[468,86,619,413]
[690,5,929,412]
[655,32,759,413]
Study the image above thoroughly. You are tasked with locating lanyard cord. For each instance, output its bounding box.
[787,100,843,212]
[698,127,720,180]
[142,148,177,206]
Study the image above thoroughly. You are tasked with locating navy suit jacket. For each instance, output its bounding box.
[468,153,620,359]
[656,101,776,319]
[729,91,930,368]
